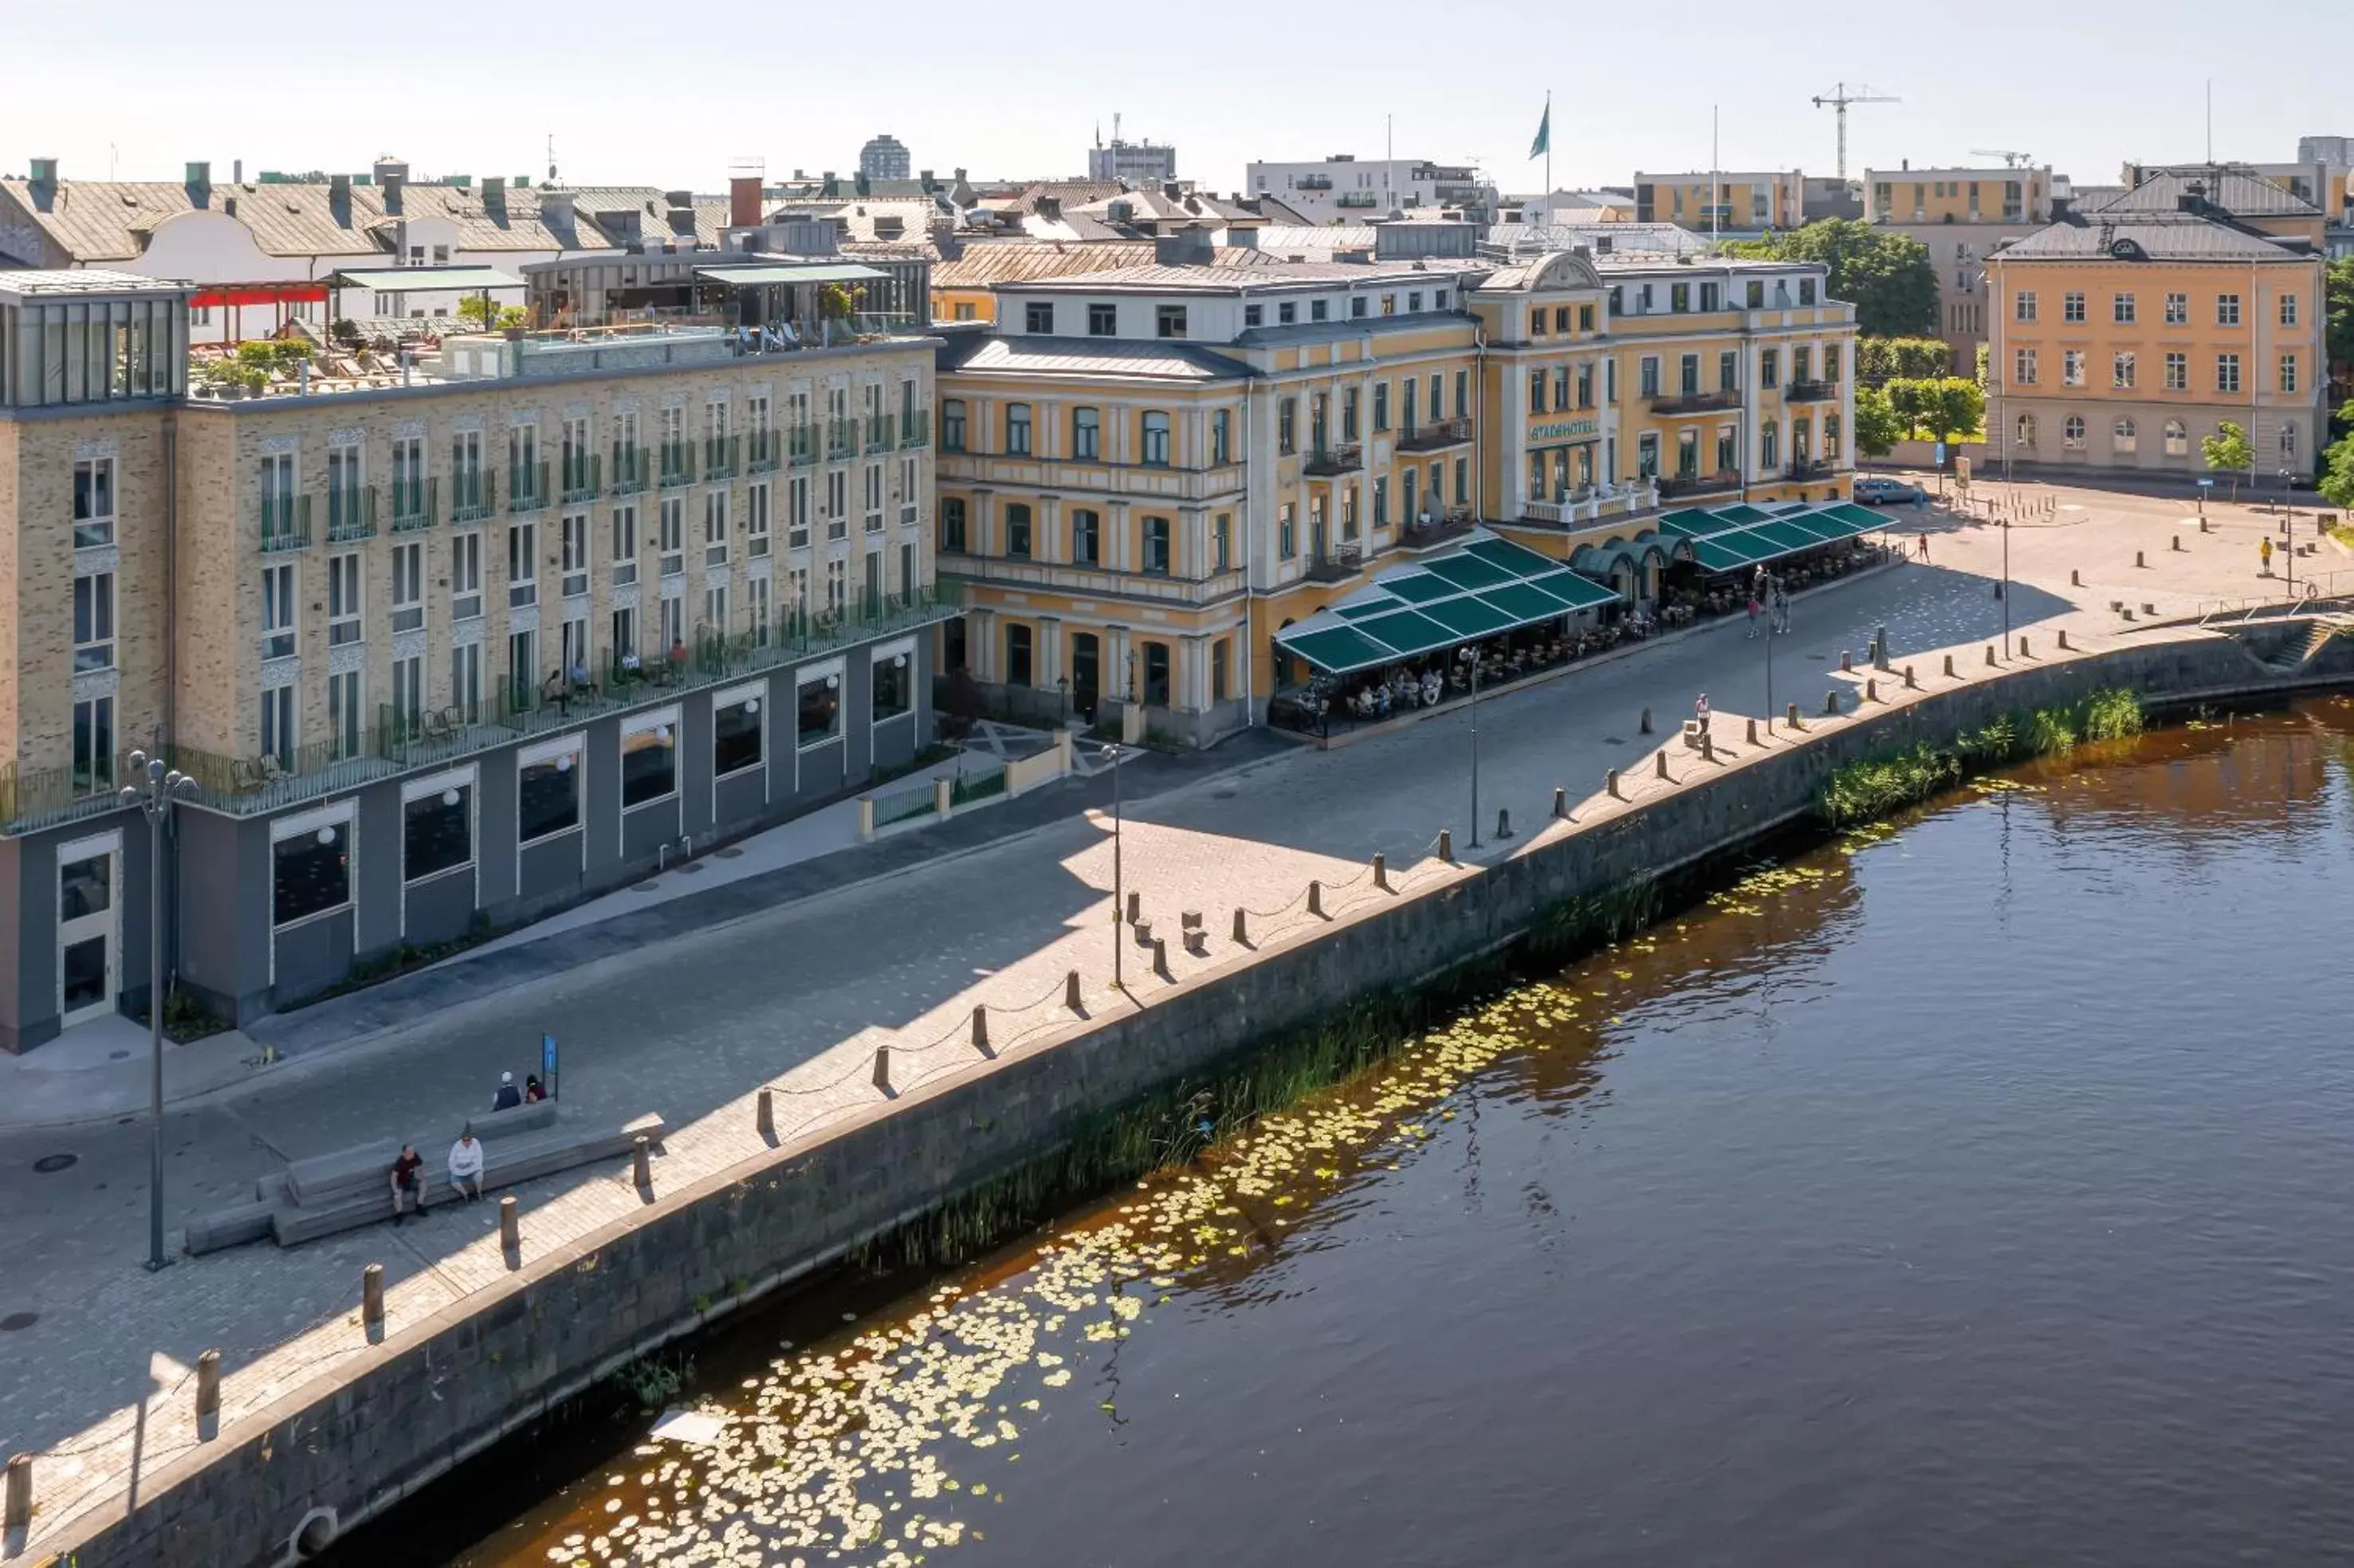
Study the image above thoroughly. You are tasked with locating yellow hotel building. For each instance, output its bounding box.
[933,234,1855,742]
[1986,170,2328,477]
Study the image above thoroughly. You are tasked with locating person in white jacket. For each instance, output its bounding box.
[447,1127,486,1201]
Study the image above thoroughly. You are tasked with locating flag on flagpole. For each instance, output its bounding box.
[1530,99,1551,159]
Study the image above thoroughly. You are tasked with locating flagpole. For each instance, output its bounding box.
[1545,89,1552,196]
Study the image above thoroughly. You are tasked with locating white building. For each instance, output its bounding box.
[1247,156,1496,224]
[1087,137,1178,186]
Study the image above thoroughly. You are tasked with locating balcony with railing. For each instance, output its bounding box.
[1336,191,1377,208]
[449,470,497,525]
[747,430,782,474]
[259,493,312,553]
[389,476,437,533]
[864,415,894,454]
[788,424,819,467]
[325,485,376,543]
[1397,506,1480,551]
[1646,387,1744,415]
[827,418,858,461]
[1784,379,1839,403]
[1396,416,1473,453]
[1785,458,1841,481]
[610,445,650,496]
[1658,470,1744,500]
[560,450,601,503]
[899,407,931,449]
[1304,545,1364,584]
[1518,477,1664,528]
[939,550,1246,605]
[1295,175,1334,191]
[508,460,551,513]
[1302,442,1363,477]
[658,440,697,489]
[703,433,740,481]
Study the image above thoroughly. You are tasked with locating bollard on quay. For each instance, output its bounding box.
[1865,678,1879,702]
[1065,969,1083,1011]
[5,1452,30,1536]
[1747,717,1759,745]
[2136,549,2146,568]
[1840,648,1853,672]
[1904,665,1918,690]
[1124,890,1142,925]
[1825,690,1841,715]
[1372,851,1389,890]
[757,1087,774,1139]
[1700,732,1714,761]
[1656,751,1670,780]
[1439,829,1455,862]
[2171,534,2183,552]
[633,1136,651,1189]
[1496,807,1513,839]
[2019,635,2031,658]
[2072,568,2081,586]
[1640,706,1653,734]
[1986,644,1998,666]
[872,1046,892,1092]
[1605,768,1621,799]
[1307,880,1324,918]
[1153,937,1172,980]
[2057,629,2071,651]
[1786,702,1802,729]
[971,1004,990,1052]
[1231,908,1249,944]
[363,1263,386,1334]
[195,1350,221,1430]
[1551,787,1569,819]
[499,1196,520,1252]
[1944,653,1957,678]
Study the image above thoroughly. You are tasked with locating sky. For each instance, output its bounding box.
[4,0,2347,196]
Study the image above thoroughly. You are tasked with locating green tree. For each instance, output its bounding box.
[1852,384,1903,458]
[1916,377,1985,443]
[2203,421,2255,500]
[1884,377,1929,438]
[2327,257,2354,372]
[1975,341,1990,387]
[2319,418,2354,511]
[1726,219,1939,336]
[1856,336,1955,387]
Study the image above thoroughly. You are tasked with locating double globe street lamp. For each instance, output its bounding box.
[120,752,194,1272]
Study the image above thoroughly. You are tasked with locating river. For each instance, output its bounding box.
[393,698,2354,1568]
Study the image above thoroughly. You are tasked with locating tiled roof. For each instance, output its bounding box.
[1997,214,2306,261]
[932,241,1154,288]
[945,336,1252,383]
[2097,167,2325,218]
[1250,224,1379,257]
[0,177,741,264]
[1010,258,1485,293]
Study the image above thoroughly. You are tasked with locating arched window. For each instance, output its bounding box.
[2163,419,2188,457]
[2063,415,2086,449]
[2014,413,2037,449]
[2112,417,2136,454]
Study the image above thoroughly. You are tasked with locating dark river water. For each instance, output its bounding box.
[425,698,2354,1568]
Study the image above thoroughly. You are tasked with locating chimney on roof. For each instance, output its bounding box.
[539,187,575,230]
[29,157,57,190]
[664,190,695,235]
[855,171,871,198]
[729,172,762,227]
[233,159,242,183]
[481,175,506,215]
[919,168,935,194]
[821,171,839,198]
[329,172,352,210]
[375,158,407,214]
[1153,225,1215,268]
[1038,196,1061,221]
[1163,180,1182,202]
[185,161,211,204]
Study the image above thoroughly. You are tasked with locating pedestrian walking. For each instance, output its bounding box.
[387,1142,426,1224]
[1747,594,1763,638]
[1916,532,1932,561]
[447,1126,485,1202]
[1773,583,1790,634]
[492,1071,522,1112]
[2259,536,2274,577]
[1694,692,1711,736]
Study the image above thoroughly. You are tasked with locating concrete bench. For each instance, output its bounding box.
[269,1114,666,1248]
[282,1098,560,1205]
[185,1199,278,1256]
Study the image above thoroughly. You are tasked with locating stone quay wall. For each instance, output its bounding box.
[43,625,2352,1567]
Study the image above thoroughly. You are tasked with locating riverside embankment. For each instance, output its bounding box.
[28,617,2354,1568]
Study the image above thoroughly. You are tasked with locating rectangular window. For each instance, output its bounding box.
[2014,290,2038,323]
[1024,301,1055,334]
[1142,411,1172,466]
[73,457,116,548]
[560,511,591,595]
[2113,292,2136,324]
[390,652,423,734]
[517,740,580,843]
[1312,298,1330,321]
[941,399,966,452]
[873,650,911,719]
[506,628,535,710]
[749,575,772,648]
[1156,305,1187,340]
[1071,508,1100,564]
[1277,302,1296,325]
[620,713,678,808]
[73,572,115,672]
[508,521,537,607]
[451,531,483,620]
[1004,502,1033,557]
[2216,293,2241,327]
[2062,350,2085,387]
[1212,409,1231,465]
[2113,352,2136,389]
[1760,349,1779,390]
[2014,348,2038,386]
[1373,476,1389,529]
[272,815,351,925]
[1373,382,1389,431]
[713,691,764,776]
[704,489,729,567]
[1214,513,1231,570]
[611,603,638,665]
[2165,352,2188,391]
[2165,293,2188,325]
[2062,291,2085,323]
[660,496,686,574]
[261,685,295,767]
[1142,517,1171,575]
[1277,502,1295,559]
[2279,354,2298,395]
[1350,296,1367,319]
[403,780,473,882]
[1073,407,1100,460]
[611,504,639,585]
[863,462,884,534]
[941,496,967,553]
[2280,293,2300,327]
[1087,303,1116,336]
[747,481,771,558]
[1280,397,1298,453]
[788,476,812,549]
[450,641,481,723]
[327,552,363,646]
[2217,353,2241,394]
[326,669,364,760]
[1006,403,1032,455]
[73,694,115,792]
[797,668,843,745]
[1244,305,1263,328]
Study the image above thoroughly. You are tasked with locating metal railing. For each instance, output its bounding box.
[747,430,782,474]
[509,460,551,513]
[827,418,858,461]
[658,440,697,488]
[1659,470,1743,499]
[864,415,894,454]
[1785,379,1839,403]
[325,485,375,543]
[389,476,437,532]
[450,470,497,525]
[106,583,967,823]
[1647,388,1744,415]
[788,425,819,467]
[1397,416,1473,452]
[260,493,312,552]
[1303,442,1363,477]
[610,445,650,496]
[899,407,931,449]
[560,451,601,503]
[1305,546,1363,584]
[1785,460,1839,481]
[704,434,741,480]
[941,552,1248,603]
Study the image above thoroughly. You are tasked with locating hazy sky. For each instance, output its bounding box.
[6,0,2344,195]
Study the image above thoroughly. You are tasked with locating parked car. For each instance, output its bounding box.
[1853,477,1925,505]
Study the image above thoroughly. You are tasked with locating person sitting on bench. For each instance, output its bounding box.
[447,1126,485,1202]
[388,1143,427,1224]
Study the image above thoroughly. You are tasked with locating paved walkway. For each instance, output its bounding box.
[0,481,2319,1558]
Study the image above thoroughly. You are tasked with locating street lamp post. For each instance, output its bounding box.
[1460,646,1483,848]
[2278,470,2297,597]
[1763,571,1776,732]
[1106,741,1124,990]
[120,752,192,1273]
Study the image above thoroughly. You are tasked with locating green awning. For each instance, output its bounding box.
[330,266,525,292]
[1354,609,1459,658]
[1281,623,1397,676]
[1645,497,1886,575]
[1421,596,1516,640]
[694,263,889,288]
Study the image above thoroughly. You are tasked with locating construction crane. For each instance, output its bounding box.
[1970,149,2036,169]
[1811,83,1900,180]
